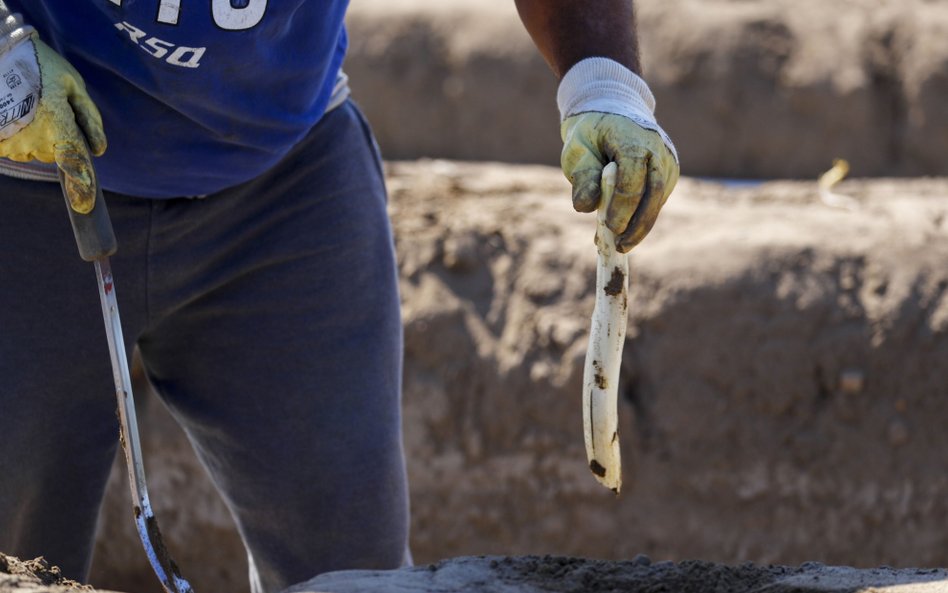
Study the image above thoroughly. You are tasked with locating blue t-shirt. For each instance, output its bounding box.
[8,0,349,198]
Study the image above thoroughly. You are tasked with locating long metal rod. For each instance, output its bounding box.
[94,256,194,593]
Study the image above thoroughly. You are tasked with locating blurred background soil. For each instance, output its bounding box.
[345,0,948,178]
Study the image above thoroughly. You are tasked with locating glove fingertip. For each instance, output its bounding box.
[70,100,108,157]
[572,184,600,213]
[615,234,639,254]
[63,173,96,214]
[54,145,97,214]
[89,132,108,157]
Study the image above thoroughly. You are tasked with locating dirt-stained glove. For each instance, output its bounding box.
[559,57,679,253]
[0,10,106,213]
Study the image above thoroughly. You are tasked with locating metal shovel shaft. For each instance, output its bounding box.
[94,256,194,593]
[58,135,191,593]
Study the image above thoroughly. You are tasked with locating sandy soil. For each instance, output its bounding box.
[0,553,94,592]
[9,550,948,593]
[292,555,948,593]
[345,0,948,177]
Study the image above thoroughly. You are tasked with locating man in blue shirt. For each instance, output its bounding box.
[0,2,678,592]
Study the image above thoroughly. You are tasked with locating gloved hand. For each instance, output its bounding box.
[558,57,679,253]
[0,26,107,213]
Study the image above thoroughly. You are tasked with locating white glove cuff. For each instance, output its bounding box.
[0,9,35,55]
[557,57,678,164]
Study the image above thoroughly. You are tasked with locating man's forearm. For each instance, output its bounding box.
[514,0,641,78]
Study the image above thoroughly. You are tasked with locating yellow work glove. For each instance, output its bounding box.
[558,58,679,253]
[0,24,107,213]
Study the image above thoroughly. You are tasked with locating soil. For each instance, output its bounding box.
[6,549,948,593]
[291,555,793,593]
[0,553,92,592]
[289,555,948,593]
[479,556,787,593]
[345,0,948,177]
[0,553,792,593]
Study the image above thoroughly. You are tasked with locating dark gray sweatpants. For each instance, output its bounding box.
[0,100,410,593]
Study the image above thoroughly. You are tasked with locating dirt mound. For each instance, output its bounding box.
[290,555,948,593]
[345,0,948,177]
[288,556,787,593]
[7,551,948,593]
[388,162,948,570]
[0,553,97,592]
[82,160,948,593]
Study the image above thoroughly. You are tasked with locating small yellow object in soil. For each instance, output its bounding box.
[818,158,850,192]
[818,159,858,211]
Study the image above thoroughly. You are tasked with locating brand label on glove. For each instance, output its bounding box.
[0,41,40,140]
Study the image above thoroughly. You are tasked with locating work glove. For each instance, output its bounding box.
[559,57,679,253]
[0,16,106,213]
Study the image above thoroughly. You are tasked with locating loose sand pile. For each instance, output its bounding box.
[0,553,97,592]
[7,551,948,593]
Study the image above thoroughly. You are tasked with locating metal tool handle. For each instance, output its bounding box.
[57,154,117,262]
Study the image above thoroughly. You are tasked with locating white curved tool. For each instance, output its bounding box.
[581,161,627,494]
